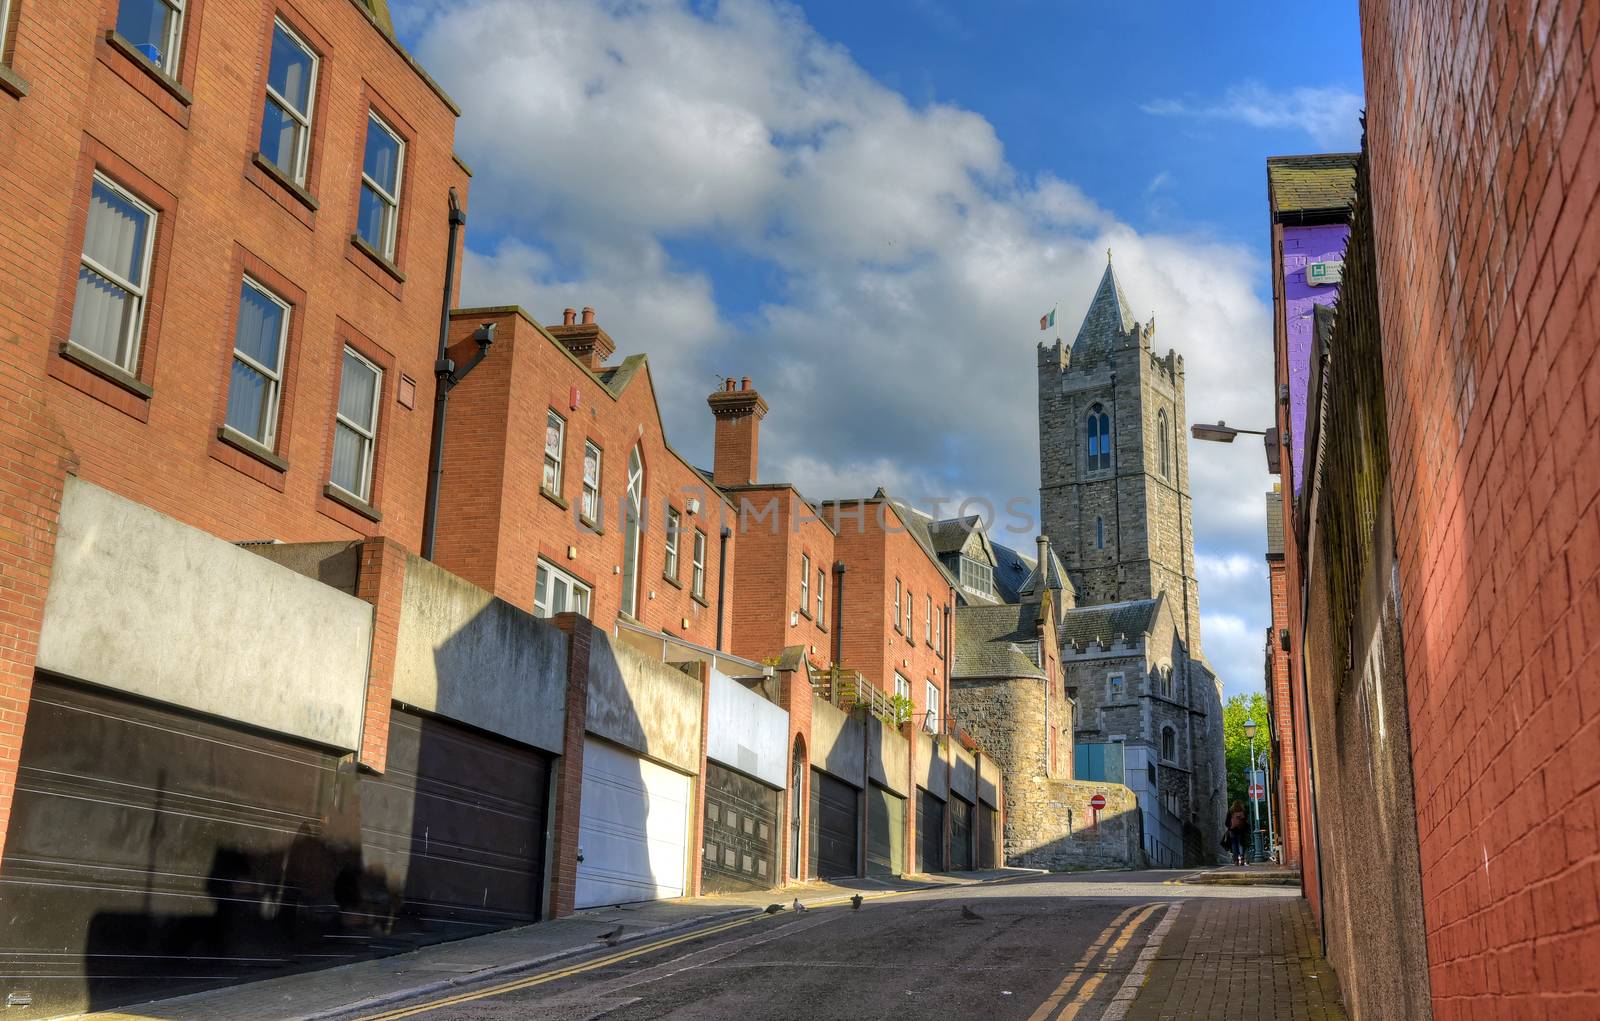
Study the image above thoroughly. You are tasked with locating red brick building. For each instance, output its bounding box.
[1262,483,1300,869]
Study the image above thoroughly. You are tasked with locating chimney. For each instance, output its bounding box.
[548,304,616,370]
[707,375,768,487]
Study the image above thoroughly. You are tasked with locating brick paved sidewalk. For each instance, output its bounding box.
[1125,896,1347,1020]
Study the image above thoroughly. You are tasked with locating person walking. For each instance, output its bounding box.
[1226,801,1249,866]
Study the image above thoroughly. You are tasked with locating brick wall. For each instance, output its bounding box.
[725,486,834,667]
[1266,556,1301,867]
[1361,1,1600,1015]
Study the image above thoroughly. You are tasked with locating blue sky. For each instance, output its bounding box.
[393,0,1365,698]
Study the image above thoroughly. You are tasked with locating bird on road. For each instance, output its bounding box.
[961,905,983,922]
[764,903,785,914]
[850,894,864,910]
[793,898,808,912]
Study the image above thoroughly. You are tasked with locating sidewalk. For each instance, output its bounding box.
[70,868,1029,1021]
[1126,895,1347,1020]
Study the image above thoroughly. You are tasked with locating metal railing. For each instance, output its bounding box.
[818,666,901,725]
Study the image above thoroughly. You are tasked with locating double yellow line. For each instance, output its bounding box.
[1025,902,1161,1021]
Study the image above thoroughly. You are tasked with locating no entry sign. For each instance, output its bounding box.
[1089,793,1107,811]
[1248,783,1265,801]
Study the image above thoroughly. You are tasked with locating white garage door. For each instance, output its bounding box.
[576,738,693,908]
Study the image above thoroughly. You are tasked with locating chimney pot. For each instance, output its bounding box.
[581,306,595,325]
[563,307,576,326]
[741,377,752,391]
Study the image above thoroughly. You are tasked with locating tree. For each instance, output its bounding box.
[1222,692,1270,821]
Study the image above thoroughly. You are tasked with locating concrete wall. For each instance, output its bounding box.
[914,730,948,798]
[392,554,569,755]
[707,669,788,789]
[865,712,910,796]
[587,634,702,774]
[951,744,977,803]
[810,695,865,787]
[1009,779,1143,872]
[247,541,362,595]
[978,754,1001,808]
[37,478,372,751]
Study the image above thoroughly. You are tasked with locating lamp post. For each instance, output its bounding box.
[1243,717,1261,863]
[1190,421,1267,442]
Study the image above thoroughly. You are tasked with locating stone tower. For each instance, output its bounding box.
[1037,258,1202,657]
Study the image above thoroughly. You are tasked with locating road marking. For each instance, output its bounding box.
[1099,901,1182,1021]
[1024,903,1153,1021]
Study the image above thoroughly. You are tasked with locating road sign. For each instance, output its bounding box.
[1248,783,1265,801]
[1089,793,1107,811]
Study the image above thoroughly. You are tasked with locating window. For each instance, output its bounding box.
[925,681,940,733]
[934,604,941,649]
[1107,673,1124,701]
[225,277,291,448]
[70,174,157,373]
[0,0,11,61]
[534,560,591,619]
[925,595,932,644]
[330,346,382,501]
[905,590,913,636]
[1162,726,1177,763]
[1157,409,1171,480]
[1095,516,1105,549]
[117,0,186,75]
[816,566,826,622]
[893,578,902,631]
[357,112,405,260]
[959,556,994,597]
[259,19,318,185]
[796,551,811,610]
[1086,403,1111,470]
[664,507,681,581]
[692,528,707,599]
[894,672,911,702]
[543,410,565,496]
[621,447,643,617]
[581,441,602,523]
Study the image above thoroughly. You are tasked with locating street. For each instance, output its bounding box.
[338,873,1341,1021]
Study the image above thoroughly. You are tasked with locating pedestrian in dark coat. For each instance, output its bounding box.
[1226,801,1250,866]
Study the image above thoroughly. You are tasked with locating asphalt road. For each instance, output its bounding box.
[349,872,1286,1021]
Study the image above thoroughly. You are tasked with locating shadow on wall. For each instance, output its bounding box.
[0,562,574,1019]
[1006,782,1146,872]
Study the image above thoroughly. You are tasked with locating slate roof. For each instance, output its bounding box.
[1058,598,1160,648]
[991,541,1036,604]
[1267,154,1359,220]
[926,516,980,555]
[1072,261,1139,350]
[1266,487,1284,556]
[953,603,1047,679]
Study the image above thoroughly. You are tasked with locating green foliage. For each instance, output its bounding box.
[1223,692,1271,816]
[890,694,914,727]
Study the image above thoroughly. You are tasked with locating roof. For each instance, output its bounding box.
[1266,487,1284,556]
[926,516,981,555]
[1072,260,1139,351]
[1267,154,1359,222]
[953,603,1047,679]
[1058,598,1160,648]
[1018,542,1072,601]
[990,541,1036,604]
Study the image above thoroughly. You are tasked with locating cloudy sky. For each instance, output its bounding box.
[393,0,1365,699]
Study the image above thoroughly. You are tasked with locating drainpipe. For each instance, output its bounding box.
[715,526,731,650]
[422,189,496,561]
[832,561,846,664]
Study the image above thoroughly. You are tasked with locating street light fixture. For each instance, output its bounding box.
[1192,421,1267,443]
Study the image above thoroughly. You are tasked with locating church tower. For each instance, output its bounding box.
[1037,257,1202,656]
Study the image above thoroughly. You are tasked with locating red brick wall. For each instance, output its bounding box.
[1361,2,1600,1015]
[1266,557,1302,867]
[726,486,834,667]
[435,309,731,649]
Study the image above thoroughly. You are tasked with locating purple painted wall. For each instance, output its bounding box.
[1280,223,1349,494]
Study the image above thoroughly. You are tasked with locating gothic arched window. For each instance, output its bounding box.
[621,446,644,618]
[1095,516,1105,550]
[1162,726,1177,762]
[1086,404,1112,470]
[1157,409,1171,479]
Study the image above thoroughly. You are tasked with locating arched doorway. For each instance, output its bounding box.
[789,736,805,880]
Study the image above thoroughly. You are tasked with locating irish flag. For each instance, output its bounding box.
[1040,307,1056,331]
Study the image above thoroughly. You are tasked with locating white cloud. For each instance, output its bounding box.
[1142,81,1363,148]
[409,0,1276,695]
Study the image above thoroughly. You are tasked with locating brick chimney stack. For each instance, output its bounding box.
[707,376,768,488]
[548,305,616,370]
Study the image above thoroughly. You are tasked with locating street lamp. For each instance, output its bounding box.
[1191,421,1267,443]
[1243,717,1261,863]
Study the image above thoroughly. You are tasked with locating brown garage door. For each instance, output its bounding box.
[916,788,946,873]
[808,770,859,879]
[866,784,906,876]
[701,762,780,894]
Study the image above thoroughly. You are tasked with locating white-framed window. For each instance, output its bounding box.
[934,603,941,649]
[893,578,902,630]
[692,528,707,599]
[925,681,940,733]
[664,506,681,581]
[224,276,291,448]
[117,0,186,75]
[905,590,913,636]
[800,554,811,614]
[621,447,644,617]
[543,409,565,495]
[71,174,158,374]
[959,556,994,597]
[581,441,602,523]
[1107,673,1125,702]
[534,559,591,619]
[925,594,933,644]
[894,673,911,702]
[816,566,825,622]
[330,346,382,502]
[0,0,13,61]
[357,111,405,259]
[259,18,318,185]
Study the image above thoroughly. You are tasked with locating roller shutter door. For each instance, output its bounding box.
[807,769,859,879]
[979,802,999,868]
[866,783,906,877]
[576,738,693,908]
[916,788,946,873]
[701,762,780,894]
[949,794,974,871]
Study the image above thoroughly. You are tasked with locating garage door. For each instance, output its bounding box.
[701,762,780,894]
[916,788,946,873]
[949,794,974,871]
[361,708,550,937]
[866,784,906,877]
[808,769,859,879]
[979,802,999,868]
[576,738,693,908]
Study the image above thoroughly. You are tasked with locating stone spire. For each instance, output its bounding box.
[1071,258,1139,353]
